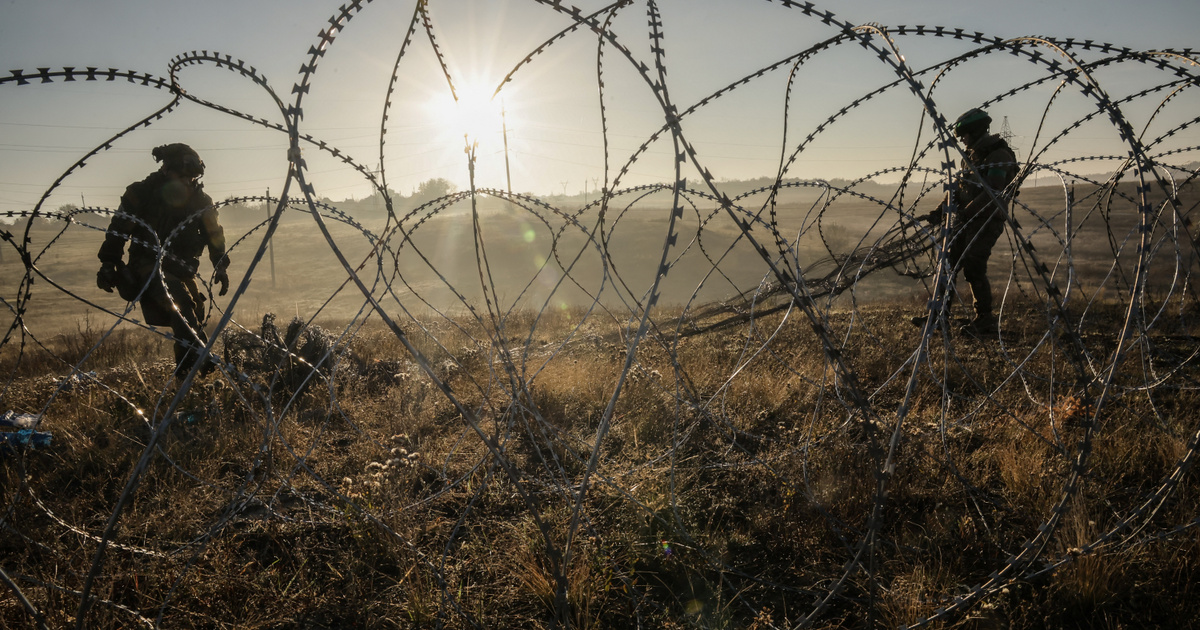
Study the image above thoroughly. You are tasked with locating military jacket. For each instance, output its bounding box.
[956,133,1018,220]
[98,171,226,278]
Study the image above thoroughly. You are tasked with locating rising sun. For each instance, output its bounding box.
[429,80,508,148]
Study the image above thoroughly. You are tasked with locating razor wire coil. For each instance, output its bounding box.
[1,1,1199,628]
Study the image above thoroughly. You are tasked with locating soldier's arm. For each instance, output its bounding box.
[199,204,231,296]
[981,147,1017,191]
[199,204,228,270]
[962,148,1018,215]
[97,204,132,264]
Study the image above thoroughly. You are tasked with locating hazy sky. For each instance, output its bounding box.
[1,0,1197,213]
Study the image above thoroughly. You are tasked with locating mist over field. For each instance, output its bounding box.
[6,175,1193,341]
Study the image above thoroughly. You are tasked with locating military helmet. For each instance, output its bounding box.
[152,143,205,178]
[954,108,992,136]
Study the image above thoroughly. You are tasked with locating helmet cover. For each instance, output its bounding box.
[954,108,992,136]
[152,143,205,178]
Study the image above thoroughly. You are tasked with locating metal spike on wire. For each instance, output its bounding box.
[1,2,1198,628]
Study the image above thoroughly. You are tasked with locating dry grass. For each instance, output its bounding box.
[2,296,1199,629]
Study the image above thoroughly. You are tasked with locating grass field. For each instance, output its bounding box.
[2,179,1199,628]
[2,295,1199,628]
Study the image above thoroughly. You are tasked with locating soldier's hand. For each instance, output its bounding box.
[214,270,229,296]
[96,263,119,293]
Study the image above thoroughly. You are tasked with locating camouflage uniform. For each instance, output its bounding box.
[98,154,227,377]
[945,132,1017,327]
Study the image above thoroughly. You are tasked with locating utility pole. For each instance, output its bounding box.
[266,188,276,288]
[1000,116,1026,185]
[1000,116,1017,155]
[501,100,513,201]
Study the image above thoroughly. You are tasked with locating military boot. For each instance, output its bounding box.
[960,312,998,337]
[961,281,998,337]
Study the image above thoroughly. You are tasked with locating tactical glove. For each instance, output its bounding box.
[921,204,946,225]
[97,263,120,293]
[214,269,230,296]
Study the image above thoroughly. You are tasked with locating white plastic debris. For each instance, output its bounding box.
[0,411,39,429]
[53,371,98,392]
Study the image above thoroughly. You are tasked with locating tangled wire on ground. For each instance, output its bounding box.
[2,1,1199,628]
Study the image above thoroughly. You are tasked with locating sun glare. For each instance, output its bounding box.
[432,81,506,147]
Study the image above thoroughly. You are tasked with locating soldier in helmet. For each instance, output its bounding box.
[916,108,1018,336]
[96,143,231,378]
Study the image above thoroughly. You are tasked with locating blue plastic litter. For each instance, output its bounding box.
[172,410,203,425]
[1,411,51,454]
[1,429,52,450]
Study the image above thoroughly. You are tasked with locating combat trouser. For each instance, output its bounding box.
[128,262,209,377]
[946,213,1005,324]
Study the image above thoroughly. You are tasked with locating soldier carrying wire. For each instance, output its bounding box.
[914,108,1018,336]
[96,143,230,379]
